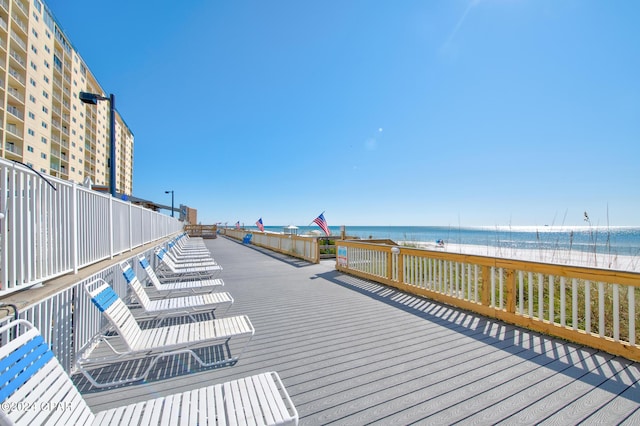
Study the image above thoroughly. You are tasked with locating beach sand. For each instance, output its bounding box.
[402,241,640,273]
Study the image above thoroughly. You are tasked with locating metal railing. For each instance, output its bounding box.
[223,228,319,263]
[0,246,162,374]
[336,240,640,361]
[0,158,182,295]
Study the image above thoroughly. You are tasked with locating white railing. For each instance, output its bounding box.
[0,158,182,295]
[0,246,162,373]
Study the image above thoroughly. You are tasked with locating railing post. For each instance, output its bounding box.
[506,269,516,313]
[128,201,132,250]
[481,265,491,306]
[109,196,114,259]
[71,182,78,273]
[0,168,5,290]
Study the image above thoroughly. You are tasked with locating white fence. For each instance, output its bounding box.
[0,246,161,373]
[0,158,181,296]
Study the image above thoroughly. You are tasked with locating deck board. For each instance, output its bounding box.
[78,236,640,424]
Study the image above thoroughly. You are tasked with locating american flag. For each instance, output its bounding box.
[235,221,240,230]
[256,218,264,232]
[313,213,331,236]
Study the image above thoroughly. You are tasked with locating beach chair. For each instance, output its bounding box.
[120,262,233,324]
[162,245,218,266]
[138,254,224,295]
[155,247,223,279]
[168,239,213,260]
[170,234,211,255]
[176,232,207,249]
[0,319,298,425]
[77,279,254,388]
[243,233,253,244]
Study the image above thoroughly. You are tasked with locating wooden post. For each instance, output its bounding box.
[481,266,491,306]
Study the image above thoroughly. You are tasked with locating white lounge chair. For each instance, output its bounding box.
[120,263,233,324]
[138,254,224,296]
[77,279,254,388]
[0,319,298,425]
[161,245,219,266]
[169,236,212,257]
[155,248,223,279]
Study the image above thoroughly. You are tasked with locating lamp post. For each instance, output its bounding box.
[79,92,116,197]
[165,190,174,217]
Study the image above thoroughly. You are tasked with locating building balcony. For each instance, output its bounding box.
[7,87,23,102]
[10,13,27,35]
[9,30,26,51]
[8,67,25,85]
[4,142,22,156]
[9,50,26,68]
[14,0,28,17]
[6,105,23,120]
[6,123,21,136]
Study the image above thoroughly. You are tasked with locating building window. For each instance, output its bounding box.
[31,45,38,54]
[27,146,34,152]
[32,29,38,38]
[40,168,47,173]
[42,106,48,113]
[41,137,47,144]
[28,129,35,136]
[30,78,36,87]
[29,95,36,103]
[41,153,47,159]
[42,90,48,98]
[41,122,47,128]
[28,112,35,119]
[44,45,50,53]
[43,76,49,83]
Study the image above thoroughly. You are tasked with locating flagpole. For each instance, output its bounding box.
[308,211,325,227]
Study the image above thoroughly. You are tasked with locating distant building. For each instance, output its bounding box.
[0,0,134,195]
[180,204,197,224]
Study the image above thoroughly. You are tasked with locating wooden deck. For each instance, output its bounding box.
[77,236,640,425]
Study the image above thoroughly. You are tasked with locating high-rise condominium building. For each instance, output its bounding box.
[0,0,134,195]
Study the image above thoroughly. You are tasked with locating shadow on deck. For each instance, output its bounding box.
[78,236,640,425]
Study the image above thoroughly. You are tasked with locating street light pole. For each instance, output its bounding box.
[78,91,117,197]
[165,190,174,217]
[108,94,116,198]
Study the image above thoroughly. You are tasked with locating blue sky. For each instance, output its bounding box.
[47,0,639,227]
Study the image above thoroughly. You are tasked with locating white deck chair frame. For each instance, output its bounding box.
[138,254,224,296]
[155,248,223,279]
[0,319,298,425]
[120,262,233,325]
[77,279,254,388]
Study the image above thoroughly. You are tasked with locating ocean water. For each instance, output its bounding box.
[258,225,640,257]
